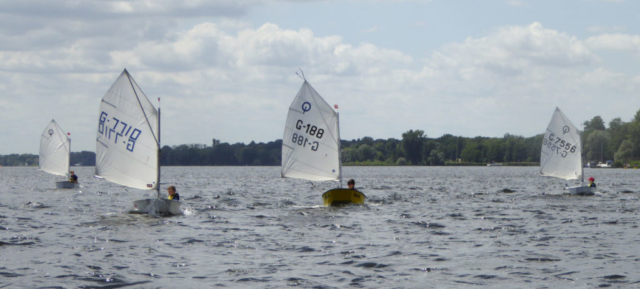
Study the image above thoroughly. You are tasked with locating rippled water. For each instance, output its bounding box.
[1,166,639,288]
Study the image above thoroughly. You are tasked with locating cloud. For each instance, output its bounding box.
[360,25,381,34]
[586,25,626,33]
[427,22,596,77]
[1,12,639,154]
[585,33,640,55]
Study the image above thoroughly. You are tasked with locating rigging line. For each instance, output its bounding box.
[296,68,305,80]
[124,70,160,148]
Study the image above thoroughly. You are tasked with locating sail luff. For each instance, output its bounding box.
[68,138,71,177]
[336,111,343,186]
[157,106,161,198]
[125,69,159,145]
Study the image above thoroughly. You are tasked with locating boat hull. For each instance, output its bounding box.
[565,186,596,195]
[132,198,182,215]
[322,189,366,206]
[56,181,79,189]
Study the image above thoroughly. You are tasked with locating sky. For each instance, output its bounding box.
[1,0,640,154]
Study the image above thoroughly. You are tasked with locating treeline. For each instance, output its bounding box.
[0,151,95,167]
[3,109,640,167]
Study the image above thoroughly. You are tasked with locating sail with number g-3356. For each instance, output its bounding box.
[281,80,341,182]
[39,119,71,177]
[95,69,160,190]
[540,107,583,180]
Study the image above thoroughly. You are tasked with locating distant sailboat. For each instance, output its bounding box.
[39,119,78,189]
[281,75,365,205]
[540,107,595,195]
[95,69,180,215]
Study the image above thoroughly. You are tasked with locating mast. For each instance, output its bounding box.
[157,100,161,198]
[336,109,343,188]
[68,136,71,177]
[580,130,584,186]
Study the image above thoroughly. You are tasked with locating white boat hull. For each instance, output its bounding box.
[565,186,596,195]
[56,181,79,189]
[132,198,181,215]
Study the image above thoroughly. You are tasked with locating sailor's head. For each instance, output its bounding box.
[167,185,177,195]
[588,177,595,183]
[70,170,75,175]
[347,179,355,189]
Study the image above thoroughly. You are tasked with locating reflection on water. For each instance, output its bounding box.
[0,166,638,288]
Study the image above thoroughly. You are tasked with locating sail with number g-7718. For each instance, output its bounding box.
[95,69,180,214]
[540,107,594,195]
[281,76,365,205]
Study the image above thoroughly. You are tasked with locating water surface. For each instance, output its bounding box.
[0,166,638,288]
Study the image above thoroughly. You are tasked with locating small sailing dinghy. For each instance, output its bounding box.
[281,75,365,206]
[95,69,180,215]
[540,107,595,195]
[39,119,78,189]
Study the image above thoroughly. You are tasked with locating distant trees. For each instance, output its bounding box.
[6,109,640,167]
[401,130,427,165]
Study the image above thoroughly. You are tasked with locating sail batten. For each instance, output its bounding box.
[540,107,583,180]
[281,80,341,182]
[95,69,159,190]
[39,119,70,177]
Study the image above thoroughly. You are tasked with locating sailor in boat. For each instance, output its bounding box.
[69,171,78,183]
[347,179,356,190]
[588,177,596,188]
[167,185,180,201]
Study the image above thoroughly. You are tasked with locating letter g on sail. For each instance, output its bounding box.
[301,102,311,114]
[562,126,570,135]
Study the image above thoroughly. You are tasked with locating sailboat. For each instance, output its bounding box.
[95,69,180,215]
[39,119,78,189]
[281,75,365,206]
[540,107,595,195]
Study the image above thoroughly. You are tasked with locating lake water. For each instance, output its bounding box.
[0,166,638,288]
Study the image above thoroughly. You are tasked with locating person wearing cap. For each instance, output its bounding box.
[69,171,78,183]
[588,177,596,188]
[347,179,356,190]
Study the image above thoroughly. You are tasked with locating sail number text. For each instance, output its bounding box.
[290,120,325,151]
[98,111,142,152]
[543,133,577,158]
[295,120,325,138]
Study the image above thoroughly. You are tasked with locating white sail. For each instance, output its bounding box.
[540,107,583,180]
[95,69,159,190]
[282,80,341,181]
[39,119,70,177]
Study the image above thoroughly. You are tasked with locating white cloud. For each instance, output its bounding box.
[585,33,640,55]
[586,25,626,33]
[1,6,639,155]
[360,25,381,34]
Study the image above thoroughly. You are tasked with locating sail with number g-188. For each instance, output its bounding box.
[281,76,365,205]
